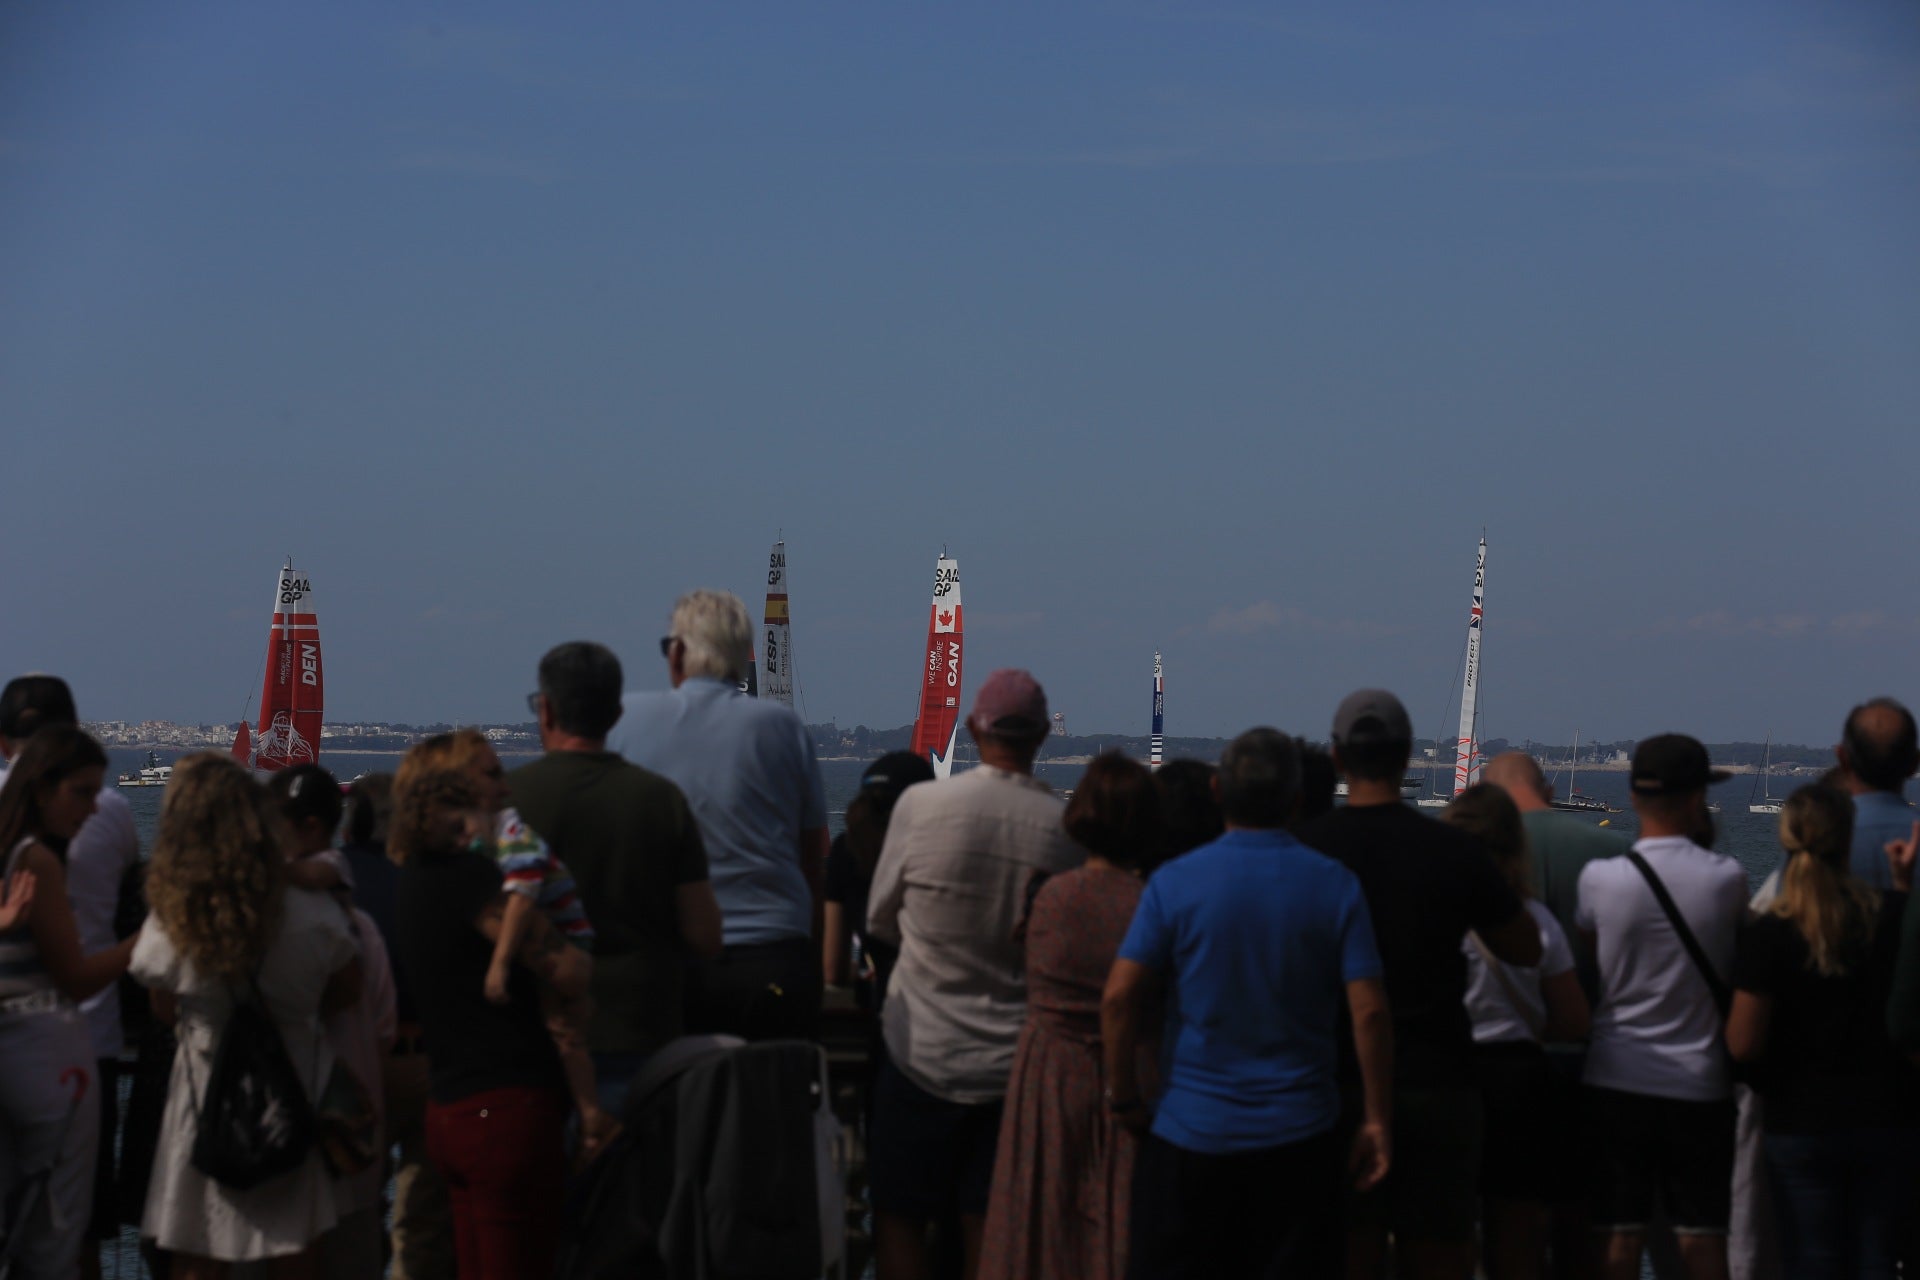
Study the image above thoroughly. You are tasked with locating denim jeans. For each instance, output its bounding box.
[1762,1127,1912,1280]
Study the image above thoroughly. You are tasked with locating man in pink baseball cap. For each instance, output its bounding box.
[865,669,1082,1279]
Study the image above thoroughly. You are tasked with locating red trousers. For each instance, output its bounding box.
[424,1086,567,1280]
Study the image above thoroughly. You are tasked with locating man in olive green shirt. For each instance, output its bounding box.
[508,641,722,1115]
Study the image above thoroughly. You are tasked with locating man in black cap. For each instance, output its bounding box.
[1297,688,1541,1280]
[1574,734,1746,1280]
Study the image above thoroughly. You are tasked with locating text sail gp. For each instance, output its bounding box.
[252,559,323,771]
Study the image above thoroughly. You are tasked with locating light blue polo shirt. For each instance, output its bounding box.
[1119,828,1381,1155]
[607,677,828,946]
[1851,790,1916,890]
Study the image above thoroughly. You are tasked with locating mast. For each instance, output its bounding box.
[1569,730,1579,800]
[1451,537,1486,798]
[253,559,322,771]
[1150,651,1165,769]
[762,538,794,707]
[908,553,964,778]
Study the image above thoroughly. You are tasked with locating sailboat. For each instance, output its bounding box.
[1550,731,1613,813]
[1749,737,1782,815]
[1149,652,1164,770]
[250,560,323,772]
[762,538,794,708]
[909,553,964,779]
[1416,537,1486,809]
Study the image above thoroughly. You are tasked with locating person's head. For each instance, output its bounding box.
[0,674,78,759]
[343,773,394,849]
[1838,697,1919,795]
[665,590,753,686]
[389,763,491,865]
[1482,751,1551,812]
[535,641,624,748]
[844,750,938,871]
[1064,752,1166,873]
[397,728,509,813]
[1294,744,1337,826]
[1329,689,1413,785]
[145,754,287,982]
[1153,759,1223,859]
[1215,728,1302,830]
[965,669,1051,772]
[1771,784,1877,977]
[1441,783,1531,898]
[0,724,108,854]
[265,764,343,855]
[1629,733,1729,842]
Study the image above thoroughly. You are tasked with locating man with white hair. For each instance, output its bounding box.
[608,589,830,1041]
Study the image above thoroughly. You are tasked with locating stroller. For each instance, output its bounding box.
[556,1036,846,1280]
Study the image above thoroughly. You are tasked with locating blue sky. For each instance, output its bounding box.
[3,2,1916,746]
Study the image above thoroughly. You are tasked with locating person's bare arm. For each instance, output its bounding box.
[801,826,829,942]
[1345,976,1394,1191]
[1100,958,1158,1133]
[321,956,364,1014]
[823,901,849,987]
[22,845,135,1001]
[1481,907,1544,968]
[676,880,723,959]
[286,857,343,892]
[1726,990,1771,1062]
[487,892,538,1005]
[1541,969,1591,1043]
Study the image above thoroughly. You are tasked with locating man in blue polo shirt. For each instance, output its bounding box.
[1102,727,1393,1279]
[609,589,829,1041]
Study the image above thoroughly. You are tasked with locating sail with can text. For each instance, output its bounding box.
[909,554,964,779]
[253,560,323,772]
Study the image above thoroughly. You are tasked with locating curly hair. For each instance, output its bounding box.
[389,760,489,865]
[145,753,287,983]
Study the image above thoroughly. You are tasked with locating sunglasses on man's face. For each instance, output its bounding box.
[659,635,678,658]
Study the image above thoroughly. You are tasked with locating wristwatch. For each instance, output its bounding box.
[1103,1088,1145,1115]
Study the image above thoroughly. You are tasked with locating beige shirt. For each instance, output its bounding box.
[868,765,1082,1103]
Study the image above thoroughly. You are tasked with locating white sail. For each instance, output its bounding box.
[1451,538,1486,798]
[1150,651,1165,769]
[762,539,794,707]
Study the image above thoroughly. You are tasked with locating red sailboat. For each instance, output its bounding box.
[909,553,963,778]
[248,560,323,772]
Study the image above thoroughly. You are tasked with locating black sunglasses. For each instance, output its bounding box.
[525,692,542,717]
[659,635,679,658]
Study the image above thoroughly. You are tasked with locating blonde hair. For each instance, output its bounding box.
[1770,784,1878,977]
[145,754,287,982]
[670,590,752,683]
[388,732,494,863]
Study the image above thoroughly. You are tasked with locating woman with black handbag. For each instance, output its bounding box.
[130,753,363,1280]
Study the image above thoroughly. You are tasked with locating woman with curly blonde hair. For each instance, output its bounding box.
[130,753,362,1280]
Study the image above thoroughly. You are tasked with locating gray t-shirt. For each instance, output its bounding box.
[867,766,1082,1104]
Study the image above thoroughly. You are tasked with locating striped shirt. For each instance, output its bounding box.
[0,837,52,999]
[495,808,594,949]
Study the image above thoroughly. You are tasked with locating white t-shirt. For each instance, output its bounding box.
[1462,899,1575,1045]
[1576,836,1748,1102]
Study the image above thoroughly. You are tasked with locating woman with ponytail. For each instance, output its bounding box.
[1726,783,1916,1278]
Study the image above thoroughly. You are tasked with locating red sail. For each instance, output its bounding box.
[229,720,251,764]
[253,563,322,772]
[908,555,963,777]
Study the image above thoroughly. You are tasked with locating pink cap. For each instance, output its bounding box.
[970,668,1049,734]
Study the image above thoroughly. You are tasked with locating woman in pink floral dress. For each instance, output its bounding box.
[980,752,1166,1280]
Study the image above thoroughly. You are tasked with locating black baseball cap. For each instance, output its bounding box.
[1630,734,1732,795]
[860,751,936,808]
[1331,688,1413,746]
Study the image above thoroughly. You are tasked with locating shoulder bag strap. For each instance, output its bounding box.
[1625,851,1730,1017]
[1468,930,1548,1042]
